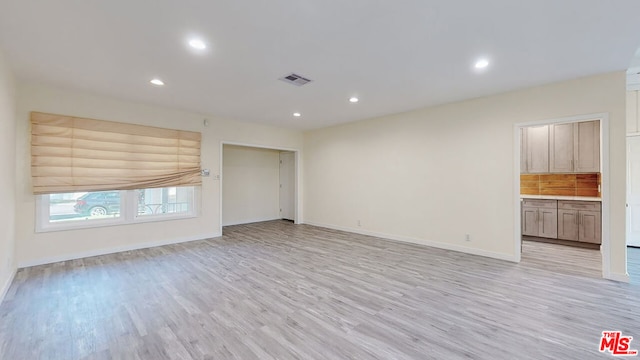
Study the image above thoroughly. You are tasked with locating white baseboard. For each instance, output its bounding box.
[606,272,630,283]
[0,268,17,304]
[303,221,517,262]
[18,232,222,268]
[222,217,281,227]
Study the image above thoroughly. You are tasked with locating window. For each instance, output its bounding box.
[49,191,122,222]
[136,186,194,217]
[31,112,202,232]
[37,186,197,232]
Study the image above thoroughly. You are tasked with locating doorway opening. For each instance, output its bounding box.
[515,114,611,279]
[625,52,640,283]
[626,136,640,283]
[220,142,300,234]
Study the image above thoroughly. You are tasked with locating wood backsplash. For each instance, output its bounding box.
[520,173,600,197]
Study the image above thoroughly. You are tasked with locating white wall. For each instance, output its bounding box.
[15,82,304,266]
[222,145,280,226]
[304,71,627,280]
[0,48,17,300]
[628,90,639,134]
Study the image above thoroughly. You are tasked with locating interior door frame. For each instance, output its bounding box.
[219,141,302,234]
[513,113,613,280]
[279,151,296,221]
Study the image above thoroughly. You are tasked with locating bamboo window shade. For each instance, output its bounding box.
[31,112,202,195]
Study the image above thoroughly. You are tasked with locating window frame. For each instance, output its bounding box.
[129,187,199,224]
[35,187,199,233]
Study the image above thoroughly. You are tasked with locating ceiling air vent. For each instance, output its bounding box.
[279,73,312,86]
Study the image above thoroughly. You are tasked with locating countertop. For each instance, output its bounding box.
[520,194,602,202]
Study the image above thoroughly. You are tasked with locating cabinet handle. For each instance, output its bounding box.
[570,159,573,170]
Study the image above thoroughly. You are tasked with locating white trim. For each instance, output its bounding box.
[223,217,281,227]
[513,125,522,262]
[607,272,630,283]
[219,142,223,234]
[600,114,612,280]
[294,150,302,225]
[305,221,517,262]
[220,141,303,235]
[220,141,299,153]
[515,113,607,127]
[514,113,613,280]
[0,268,17,305]
[17,232,221,268]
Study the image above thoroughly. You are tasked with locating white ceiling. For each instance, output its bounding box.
[1,1,640,130]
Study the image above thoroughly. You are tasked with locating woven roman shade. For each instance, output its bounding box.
[31,112,202,195]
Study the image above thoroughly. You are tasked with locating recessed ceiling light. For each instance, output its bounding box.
[474,58,490,69]
[349,97,359,103]
[293,112,301,117]
[150,79,165,86]
[188,39,207,50]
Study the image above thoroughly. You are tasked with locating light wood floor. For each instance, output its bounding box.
[521,238,602,279]
[1,221,639,359]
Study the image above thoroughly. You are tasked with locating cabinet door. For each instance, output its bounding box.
[525,125,549,173]
[579,210,601,244]
[522,207,539,236]
[538,208,558,239]
[549,123,574,173]
[557,209,579,241]
[574,121,600,172]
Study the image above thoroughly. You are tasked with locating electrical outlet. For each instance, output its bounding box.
[357,220,361,227]
[465,234,471,241]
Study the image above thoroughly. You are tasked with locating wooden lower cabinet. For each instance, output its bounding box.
[522,207,539,237]
[579,210,601,244]
[557,201,601,244]
[523,199,601,245]
[538,208,558,238]
[521,199,557,239]
[557,209,579,240]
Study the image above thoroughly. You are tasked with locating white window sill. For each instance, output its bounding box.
[36,213,198,233]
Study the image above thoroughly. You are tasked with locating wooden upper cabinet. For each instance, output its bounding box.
[573,120,600,173]
[522,125,549,173]
[549,123,574,173]
[544,120,600,173]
